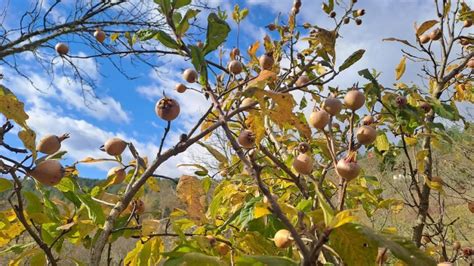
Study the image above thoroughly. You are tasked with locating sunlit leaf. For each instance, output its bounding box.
[176,175,207,222]
[203,13,230,55]
[415,20,438,36]
[374,132,390,152]
[395,56,406,80]
[0,178,12,192]
[339,49,365,71]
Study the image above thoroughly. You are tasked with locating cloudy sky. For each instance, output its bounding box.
[0,0,466,179]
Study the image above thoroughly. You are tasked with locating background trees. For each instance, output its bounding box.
[0,0,473,265]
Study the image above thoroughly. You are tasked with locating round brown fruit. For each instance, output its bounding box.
[29,160,64,186]
[37,134,68,155]
[344,90,365,110]
[94,29,106,43]
[295,75,310,87]
[362,115,375,125]
[430,28,441,41]
[238,130,255,149]
[175,83,187,93]
[183,68,198,83]
[462,247,473,257]
[356,125,377,145]
[292,153,313,175]
[356,9,365,16]
[464,19,472,28]
[336,157,360,181]
[355,18,362,25]
[329,11,336,18]
[128,199,145,214]
[107,166,126,185]
[468,201,474,213]
[55,43,69,55]
[259,54,274,70]
[323,96,343,116]
[240,98,257,109]
[309,110,330,129]
[155,98,180,121]
[274,229,292,248]
[104,137,127,156]
[216,243,230,256]
[460,38,470,46]
[420,102,431,113]
[396,95,407,107]
[228,60,243,75]
[298,142,310,153]
[344,17,350,24]
[468,59,474,69]
[419,35,430,44]
[206,235,217,246]
[453,241,461,250]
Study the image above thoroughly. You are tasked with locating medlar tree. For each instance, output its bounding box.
[0,0,472,265]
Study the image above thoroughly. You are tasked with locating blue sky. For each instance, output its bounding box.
[1,0,467,179]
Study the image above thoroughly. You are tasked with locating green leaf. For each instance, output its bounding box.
[0,178,12,192]
[203,13,231,55]
[339,49,365,71]
[76,193,105,225]
[198,141,227,164]
[172,0,190,9]
[431,100,459,120]
[154,0,171,14]
[395,56,406,80]
[154,30,179,49]
[316,186,334,226]
[236,255,298,266]
[331,224,436,266]
[164,252,226,266]
[23,191,43,214]
[176,9,200,36]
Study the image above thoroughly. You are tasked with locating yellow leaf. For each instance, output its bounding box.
[253,204,271,219]
[381,227,397,234]
[309,27,337,58]
[0,86,29,128]
[425,176,444,192]
[141,219,161,236]
[375,132,390,152]
[246,110,265,145]
[330,210,357,229]
[247,40,260,61]
[404,136,417,146]
[176,175,207,223]
[416,149,429,171]
[0,222,25,248]
[415,20,438,36]
[17,129,37,159]
[110,32,119,42]
[395,56,406,80]
[247,70,277,89]
[146,177,160,192]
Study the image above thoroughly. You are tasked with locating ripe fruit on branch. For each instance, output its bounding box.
[460,38,470,46]
[309,110,330,129]
[292,153,313,175]
[362,115,375,125]
[107,166,126,185]
[344,89,365,110]
[206,235,217,246]
[228,60,243,75]
[355,18,362,25]
[419,35,430,44]
[298,142,310,153]
[395,95,407,107]
[356,125,377,145]
[453,241,461,250]
[55,43,69,55]
[183,68,198,83]
[468,59,474,69]
[419,102,431,113]
[238,129,255,149]
[274,229,293,248]
[356,9,365,16]
[336,154,360,181]
[430,28,441,41]
[464,19,472,28]
[344,17,350,24]
[104,137,127,156]
[329,11,336,18]
[175,83,187,93]
[323,96,342,116]
[259,54,274,70]
[128,199,145,214]
[155,98,180,121]
[29,159,64,186]
[37,134,69,155]
[468,201,474,213]
[295,75,310,87]
[232,48,240,57]
[216,243,230,256]
[94,29,106,43]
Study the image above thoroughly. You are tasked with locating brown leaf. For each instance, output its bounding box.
[415,20,438,36]
[176,175,207,223]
